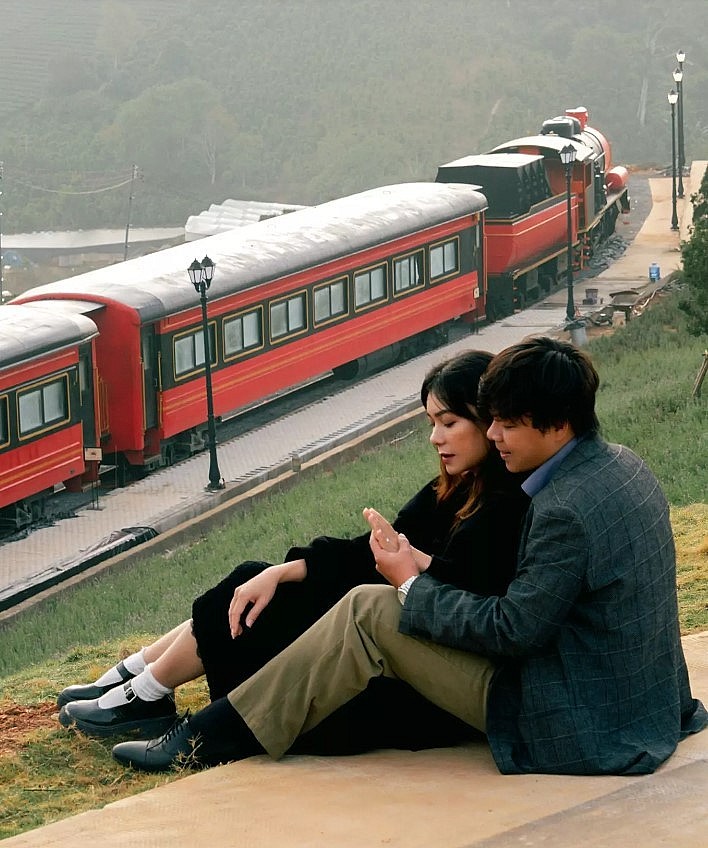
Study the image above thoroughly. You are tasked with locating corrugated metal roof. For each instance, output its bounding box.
[185,199,308,240]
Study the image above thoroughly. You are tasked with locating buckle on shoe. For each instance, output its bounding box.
[124,682,137,702]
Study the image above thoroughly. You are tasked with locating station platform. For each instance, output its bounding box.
[1,167,706,848]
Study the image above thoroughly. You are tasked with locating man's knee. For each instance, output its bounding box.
[340,584,401,636]
[341,584,400,629]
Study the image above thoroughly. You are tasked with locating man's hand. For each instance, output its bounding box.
[369,531,419,588]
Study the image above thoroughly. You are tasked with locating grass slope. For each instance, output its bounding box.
[0,291,705,838]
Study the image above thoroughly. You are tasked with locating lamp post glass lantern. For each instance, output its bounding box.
[668,90,679,231]
[188,255,224,491]
[559,143,577,324]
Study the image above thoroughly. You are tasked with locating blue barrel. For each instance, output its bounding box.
[649,263,661,281]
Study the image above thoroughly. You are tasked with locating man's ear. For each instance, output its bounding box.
[551,420,575,445]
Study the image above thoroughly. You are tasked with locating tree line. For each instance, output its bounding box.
[0,0,706,232]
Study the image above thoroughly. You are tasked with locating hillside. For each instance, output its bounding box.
[0,0,706,230]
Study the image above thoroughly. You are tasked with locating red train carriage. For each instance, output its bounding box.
[16,183,487,476]
[0,303,99,530]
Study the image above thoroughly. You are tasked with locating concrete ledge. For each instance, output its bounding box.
[3,633,706,848]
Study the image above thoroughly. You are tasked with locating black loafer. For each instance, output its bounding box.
[57,661,135,708]
[112,713,201,772]
[58,682,176,738]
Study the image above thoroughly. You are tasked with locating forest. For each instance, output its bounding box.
[0,0,706,232]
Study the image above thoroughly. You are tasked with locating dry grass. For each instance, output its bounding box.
[673,503,708,633]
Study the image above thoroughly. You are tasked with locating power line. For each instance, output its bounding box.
[7,174,136,195]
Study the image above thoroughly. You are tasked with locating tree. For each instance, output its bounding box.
[679,171,708,337]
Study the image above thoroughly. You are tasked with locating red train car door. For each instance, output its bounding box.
[141,326,159,431]
[78,344,97,448]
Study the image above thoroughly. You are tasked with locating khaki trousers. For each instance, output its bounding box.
[228,584,496,759]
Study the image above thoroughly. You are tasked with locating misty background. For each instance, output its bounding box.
[0,0,705,233]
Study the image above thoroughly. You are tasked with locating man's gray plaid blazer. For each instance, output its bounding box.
[401,434,707,774]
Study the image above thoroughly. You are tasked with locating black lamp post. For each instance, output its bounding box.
[559,143,577,324]
[676,50,686,191]
[668,89,679,231]
[187,255,225,491]
[673,66,684,198]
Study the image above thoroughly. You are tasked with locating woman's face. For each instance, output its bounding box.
[426,392,491,476]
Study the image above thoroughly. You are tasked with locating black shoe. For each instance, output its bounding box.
[58,682,176,738]
[112,713,202,772]
[57,660,135,708]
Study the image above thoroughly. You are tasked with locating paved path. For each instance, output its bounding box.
[2,167,706,847]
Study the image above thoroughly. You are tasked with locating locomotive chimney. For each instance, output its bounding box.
[566,107,589,131]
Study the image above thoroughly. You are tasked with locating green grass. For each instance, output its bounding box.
[0,290,705,839]
[590,296,707,504]
[0,426,437,678]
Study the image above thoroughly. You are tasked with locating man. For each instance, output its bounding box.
[112,337,706,775]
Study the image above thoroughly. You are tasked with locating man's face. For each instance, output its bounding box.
[486,416,570,473]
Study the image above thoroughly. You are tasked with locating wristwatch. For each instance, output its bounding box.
[397,575,418,605]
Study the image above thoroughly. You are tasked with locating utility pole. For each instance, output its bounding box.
[123,164,139,261]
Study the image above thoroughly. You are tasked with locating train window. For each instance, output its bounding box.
[314,278,348,325]
[354,265,386,309]
[17,376,69,437]
[0,396,8,447]
[270,292,307,341]
[174,324,217,378]
[393,251,424,294]
[430,238,459,281]
[224,307,263,358]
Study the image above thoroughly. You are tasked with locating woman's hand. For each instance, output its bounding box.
[363,507,399,552]
[369,531,419,589]
[229,569,280,637]
[228,559,306,637]
[364,507,432,574]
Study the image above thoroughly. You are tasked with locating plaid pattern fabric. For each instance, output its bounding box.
[401,436,707,774]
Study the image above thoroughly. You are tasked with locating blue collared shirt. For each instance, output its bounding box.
[521,437,578,498]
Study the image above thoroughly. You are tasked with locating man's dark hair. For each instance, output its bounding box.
[478,337,600,436]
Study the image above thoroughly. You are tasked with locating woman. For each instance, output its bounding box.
[58,350,528,752]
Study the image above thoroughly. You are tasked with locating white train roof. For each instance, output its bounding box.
[0,302,98,370]
[16,183,487,324]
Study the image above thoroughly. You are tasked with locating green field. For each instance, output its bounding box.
[0,291,706,838]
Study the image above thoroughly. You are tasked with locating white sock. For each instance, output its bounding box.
[93,648,146,687]
[97,682,132,709]
[129,664,173,702]
[122,648,148,676]
[96,665,172,709]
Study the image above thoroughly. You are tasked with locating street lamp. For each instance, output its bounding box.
[673,66,684,198]
[668,89,679,231]
[676,50,686,190]
[187,255,225,491]
[559,143,577,324]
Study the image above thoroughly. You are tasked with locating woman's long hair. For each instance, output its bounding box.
[421,350,507,524]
